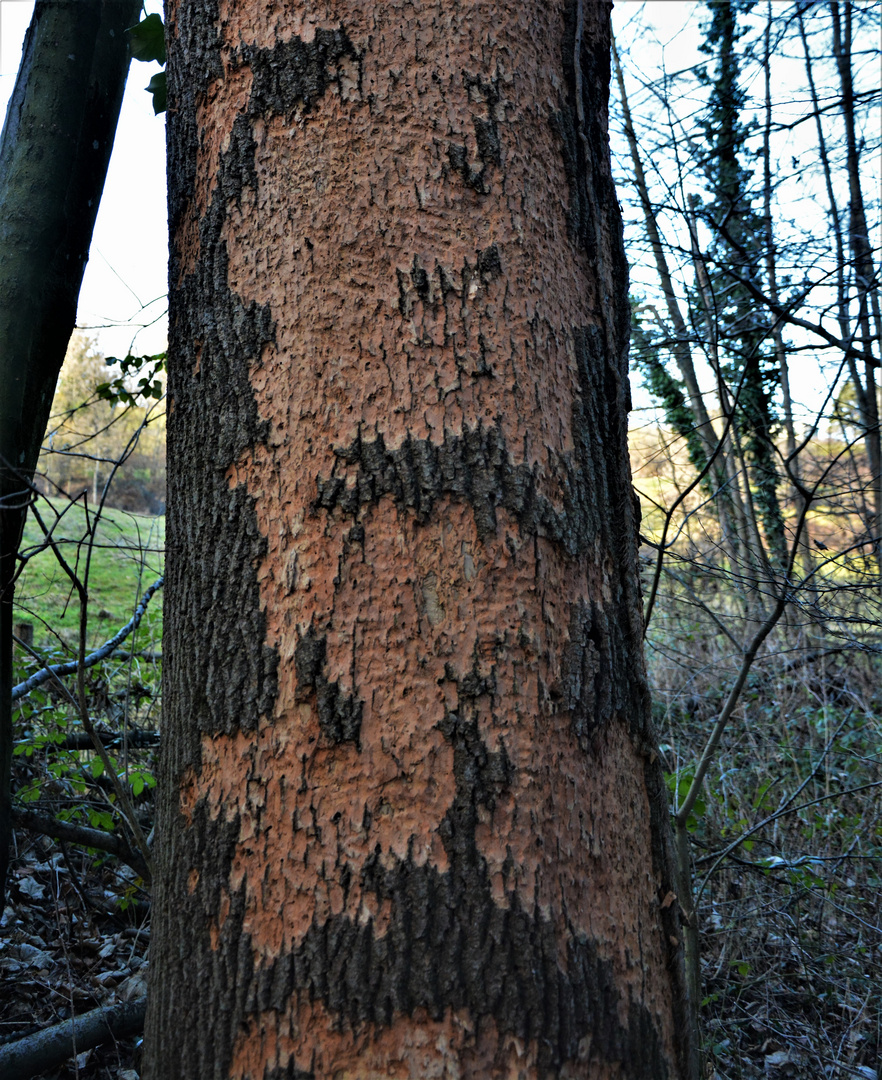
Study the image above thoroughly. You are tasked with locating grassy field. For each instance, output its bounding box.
[13,498,164,656]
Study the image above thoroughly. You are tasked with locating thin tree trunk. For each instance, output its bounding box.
[0,0,139,907]
[762,4,812,581]
[611,39,718,463]
[831,1,882,574]
[687,209,768,614]
[145,2,695,1078]
[612,36,748,594]
[762,9,795,469]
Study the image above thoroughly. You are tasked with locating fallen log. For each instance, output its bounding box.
[14,729,161,752]
[0,997,147,1079]
[12,806,150,879]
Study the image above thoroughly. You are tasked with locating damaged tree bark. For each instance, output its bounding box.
[145,1,695,1077]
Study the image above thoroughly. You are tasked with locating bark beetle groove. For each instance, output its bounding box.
[395,244,502,319]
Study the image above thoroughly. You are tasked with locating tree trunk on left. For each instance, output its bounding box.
[0,0,140,905]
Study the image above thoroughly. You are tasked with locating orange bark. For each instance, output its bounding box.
[145,2,692,1077]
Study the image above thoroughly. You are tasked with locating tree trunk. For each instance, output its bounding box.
[0,0,140,907]
[145,2,694,1077]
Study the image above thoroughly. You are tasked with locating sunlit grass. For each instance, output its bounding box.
[14,497,164,654]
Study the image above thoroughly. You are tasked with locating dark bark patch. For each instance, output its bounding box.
[553,6,616,259]
[476,243,502,281]
[237,29,358,118]
[165,0,223,275]
[315,424,601,556]
[247,862,669,1078]
[165,98,279,757]
[571,325,653,743]
[294,628,363,747]
[473,116,501,168]
[264,1065,315,1080]
[561,600,609,748]
[436,709,512,819]
[149,801,251,1079]
[443,661,496,701]
[572,325,632,577]
[437,654,510,816]
[446,142,490,194]
[410,255,432,303]
[237,704,668,1079]
[552,7,631,388]
[219,114,258,206]
[447,70,503,193]
[395,268,411,317]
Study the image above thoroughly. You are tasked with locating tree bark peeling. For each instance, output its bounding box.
[147,1,692,1077]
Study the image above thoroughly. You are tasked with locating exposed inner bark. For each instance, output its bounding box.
[147,1,692,1077]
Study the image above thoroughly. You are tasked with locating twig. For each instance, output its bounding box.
[14,729,160,752]
[11,629,154,880]
[696,777,882,899]
[11,576,163,701]
[0,998,147,1080]
[12,806,149,878]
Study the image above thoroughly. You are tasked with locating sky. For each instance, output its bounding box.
[0,0,167,360]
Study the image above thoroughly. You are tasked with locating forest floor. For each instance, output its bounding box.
[1,840,148,1078]
[652,632,881,1080]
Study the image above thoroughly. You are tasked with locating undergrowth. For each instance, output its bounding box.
[651,614,882,1079]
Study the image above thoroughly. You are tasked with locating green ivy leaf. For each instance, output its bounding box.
[128,13,166,65]
[97,353,167,405]
[90,757,105,779]
[146,71,168,115]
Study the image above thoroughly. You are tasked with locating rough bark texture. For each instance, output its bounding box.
[146,1,692,1077]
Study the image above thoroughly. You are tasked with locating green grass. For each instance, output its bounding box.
[14,499,164,656]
